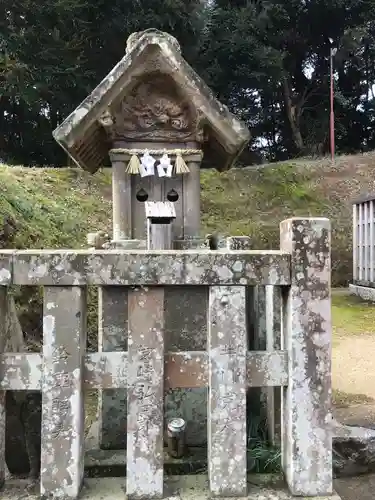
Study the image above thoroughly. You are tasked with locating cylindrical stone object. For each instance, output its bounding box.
[167,417,186,458]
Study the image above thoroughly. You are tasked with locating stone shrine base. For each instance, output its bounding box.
[349,283,375,301]
[2,475,342,500]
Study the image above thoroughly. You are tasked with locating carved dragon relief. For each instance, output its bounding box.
[111,73,205,143]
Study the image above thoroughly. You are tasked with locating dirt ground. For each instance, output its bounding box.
[332,290,375,500]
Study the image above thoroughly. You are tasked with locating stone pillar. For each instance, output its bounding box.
[227,236,282,445]
[127,287,164,499]
[208,285,247,497]
[280,218,332,496]
[183,161,200,239]
[265,285,281,445]
[111,159,131,241]
[97,151,144,450]
[41,286,86,499]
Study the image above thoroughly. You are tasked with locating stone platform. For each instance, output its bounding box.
[349,283,375,301]
[2,475,342,500]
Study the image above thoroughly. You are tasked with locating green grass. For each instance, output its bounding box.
[0,160,369,347]
[200,163,328,239]
[0,157,366,286]
[0,165,112,249]
[332,292,375,336]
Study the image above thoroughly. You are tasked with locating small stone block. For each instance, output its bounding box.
[226,236,252,250]
[40,286,87,499]
[127,287,164,499]
[280,218,332,496]
[208,286,247,497]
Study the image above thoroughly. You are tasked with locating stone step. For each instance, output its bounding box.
[1,475,342,500]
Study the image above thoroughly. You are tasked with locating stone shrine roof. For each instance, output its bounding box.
[53,29,250,173]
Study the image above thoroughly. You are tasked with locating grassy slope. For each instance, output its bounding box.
[201,152,375,286]
[2,152,375,278]
[0,166,112,249]
[2,152,375,341]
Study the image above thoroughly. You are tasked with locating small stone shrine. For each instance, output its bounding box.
[53,28,250,450]
[0,27,336,500]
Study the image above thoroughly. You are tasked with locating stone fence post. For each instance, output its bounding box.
[41,286,87,498]
[280,218,332,496]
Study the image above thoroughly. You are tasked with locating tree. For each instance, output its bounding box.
[202,0,375,159]
[0,0,205,165]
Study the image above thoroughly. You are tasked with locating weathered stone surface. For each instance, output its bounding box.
[265,285,282,445]
[12,250,291,286]
[349,283,375,301]
[52,29,250,173]
[5,391,41,478]
[0,252,12,286]
[127,287,164,499]
[0,350,288,392]
[1,292,42,481]
[208,286,247,497]
[1,475,344,500]
[228,233,283,445]
[226,236,252,251]
[0,353,42,390]
[173,239,207,250]
[332,421,375,477]
[0,288,8,487]
[280,217,332,496]
[97,287,128,450]
[164,285,207,446]
[41,286,87,499]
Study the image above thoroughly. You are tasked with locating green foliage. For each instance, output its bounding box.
[0,0,204,165]
[2,0,375,163]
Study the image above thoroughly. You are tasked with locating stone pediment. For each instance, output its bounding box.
[53,29,250,173]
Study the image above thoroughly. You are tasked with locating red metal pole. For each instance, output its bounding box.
[330,48,335,163]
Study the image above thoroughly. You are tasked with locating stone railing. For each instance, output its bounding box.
[0,218,332,499]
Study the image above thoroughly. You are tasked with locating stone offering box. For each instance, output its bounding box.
[0,29,339,500]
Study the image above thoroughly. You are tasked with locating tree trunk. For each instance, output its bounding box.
[282,74,304,152]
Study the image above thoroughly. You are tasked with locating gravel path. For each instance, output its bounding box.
[333,334,375,400]
[333,331,375,500]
